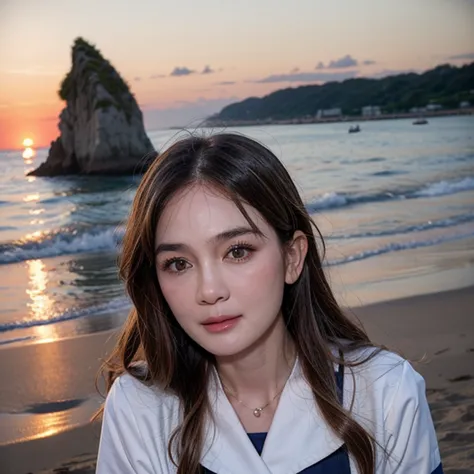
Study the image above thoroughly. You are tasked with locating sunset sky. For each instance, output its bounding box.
[0,0,473,149]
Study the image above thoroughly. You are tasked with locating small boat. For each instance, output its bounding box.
[348,125,361,133]
[413,118,428,125]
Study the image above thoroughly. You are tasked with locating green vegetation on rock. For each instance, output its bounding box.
[58,37,134,122]
[58,71,73,101]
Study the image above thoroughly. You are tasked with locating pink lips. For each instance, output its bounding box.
[202,315,241,333]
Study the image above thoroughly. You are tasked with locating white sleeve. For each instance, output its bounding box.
[382,361,443,474]
[96,377,155,474]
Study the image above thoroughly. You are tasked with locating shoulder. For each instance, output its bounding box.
[345,347,412,385]
[343,349,442,472]
[342,347,426,422]
[341,347,442,471]
[105,371,181,436]
[98,372,181,472]
[107,370,179,410]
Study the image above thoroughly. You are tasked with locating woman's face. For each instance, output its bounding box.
[154,184,303,357]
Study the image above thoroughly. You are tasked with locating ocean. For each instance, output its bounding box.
[1,116,473,347]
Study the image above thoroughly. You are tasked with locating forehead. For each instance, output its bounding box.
[155,184,267,241]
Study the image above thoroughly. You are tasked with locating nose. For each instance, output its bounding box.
[196,263,230,305]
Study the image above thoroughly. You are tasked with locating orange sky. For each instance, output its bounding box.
[0,0,473,150]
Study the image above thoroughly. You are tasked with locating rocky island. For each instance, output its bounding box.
[30,38,155,176]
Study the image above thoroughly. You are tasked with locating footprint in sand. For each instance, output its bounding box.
[460,406,474,424]
[448,374,474,383]
[441,431,474,443]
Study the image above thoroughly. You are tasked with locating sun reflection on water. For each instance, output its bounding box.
[23,193,40,202]
[33,324,59,344]
[2,398,101,446]
[31,411,64,440]
[22,147,35,160]
[26,259,56,323]
[29,208,44,215]
[24,230,44,241]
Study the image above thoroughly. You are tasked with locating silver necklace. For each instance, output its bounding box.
[221,373,291,418]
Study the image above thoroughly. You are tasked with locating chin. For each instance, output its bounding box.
[187,328,247,357]
[197,330,265,359]
[201,339,250,358]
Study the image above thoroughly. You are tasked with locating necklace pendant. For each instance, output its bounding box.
[253,408,262,417]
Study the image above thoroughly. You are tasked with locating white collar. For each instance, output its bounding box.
[201,359,344,474]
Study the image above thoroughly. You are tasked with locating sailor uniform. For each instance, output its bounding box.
[200,365,351,474]
[96,348,443,473]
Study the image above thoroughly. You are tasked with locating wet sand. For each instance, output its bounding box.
[1,286,473,474]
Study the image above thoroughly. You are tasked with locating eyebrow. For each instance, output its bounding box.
[155,226,263,255]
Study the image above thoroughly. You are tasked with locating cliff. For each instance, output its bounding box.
[30,38,155,176]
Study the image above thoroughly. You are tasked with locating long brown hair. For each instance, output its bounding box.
[99,132,383,473]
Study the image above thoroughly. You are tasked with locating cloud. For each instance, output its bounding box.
[254,70,358,83]
[150,74,166,79]
[142,96,240,129]
[201,65,215,74]
[362,59,376,66]
[216,81,236,85]
[327,54,358,69]
[315,55,361,70]
[448,52,474,60]
[170,67,195,77]
[290,67,300,73]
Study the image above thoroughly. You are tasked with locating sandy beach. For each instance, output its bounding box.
[1,286,473,474]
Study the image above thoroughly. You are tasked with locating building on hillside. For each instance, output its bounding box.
[362,105,382,116]
[316,108,342,119]
[410,107,427,114]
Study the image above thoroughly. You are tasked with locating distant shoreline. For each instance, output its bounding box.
[195,107,474,129]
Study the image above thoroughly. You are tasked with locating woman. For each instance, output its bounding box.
[96,133,443,474]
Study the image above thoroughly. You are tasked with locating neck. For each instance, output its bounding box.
[215,314,296,405]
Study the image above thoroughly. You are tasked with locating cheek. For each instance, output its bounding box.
[232,251,286,301]
[157,273,194,320]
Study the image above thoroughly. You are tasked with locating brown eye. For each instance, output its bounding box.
[162,258,191,273]
[231,247,247,259]
[173,259,188,272]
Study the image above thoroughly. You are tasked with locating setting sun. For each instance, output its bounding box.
[23,138,34,147]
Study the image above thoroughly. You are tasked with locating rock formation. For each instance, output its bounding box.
[30,38,156,176]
